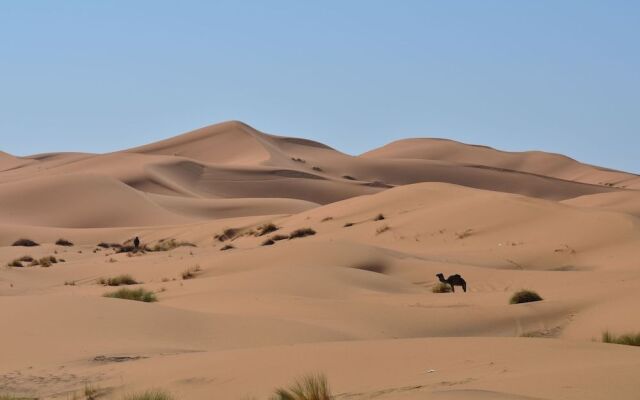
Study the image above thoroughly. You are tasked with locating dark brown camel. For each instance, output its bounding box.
[436,273,467,292]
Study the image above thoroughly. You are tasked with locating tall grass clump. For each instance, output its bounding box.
[272,373,331,400]
[104,288,157,302]
[98,274,139,286]
[602,331,640,346]
[122,389,174,400]
[289,228,316,240]
[509,290,543,304]
[257,223,279,236]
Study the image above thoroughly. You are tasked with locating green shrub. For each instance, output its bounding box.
[104,288,157,302]
[273,373,331,400]
[12,239,39,247]
[510,290,543,304]
[602,331,640,346]
[289,228,316,239]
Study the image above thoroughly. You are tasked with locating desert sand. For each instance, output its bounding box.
[1,121,639,399]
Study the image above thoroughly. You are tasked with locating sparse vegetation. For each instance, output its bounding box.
[344,222,354,227]
[273,373,331,400]
[38,256,58,267]
[342,175,356,180]
[509,290,543,304]
[104,287,157,302]
[18,255,34,262]
[55,238,74,246]
[376,224,390,234]
[320,217,333,222]
[289,228,316,239]
[215,228,238,242]
[98,274,139,286]
[7,259,24,268]
[373,213,385,221]
[432,282,453,293]
[122,389,174,400]
[602,331,640,346]
[312,166,323,172]
[84,384,100,400]
[12,238,39,247]
[64,280,76,286]
[181,265,201,280]
[291,157,306,163]
[271,234,289,241]
[455,229,474,239]
[256,223,279,237]
[97,242,120,249]
[149,238,196,252]
[220,244,235,251]
[262,239,275,246]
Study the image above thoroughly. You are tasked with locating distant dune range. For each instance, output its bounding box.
[1,121,639,400]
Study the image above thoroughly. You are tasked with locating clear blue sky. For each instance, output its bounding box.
[1,1,638,173]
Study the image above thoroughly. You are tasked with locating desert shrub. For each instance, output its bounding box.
[602,331,640,346]
[343,222,354,227]
[220,244,235,251]
[271,234,289,241]
[289,228,316,239]
[373,213,385,221]
[38,256,57,268]
[18,255,34,262]
[320,217,333,222]
[55,238,74,246]
[376,224,390,234]
[7,259,23,268]
[122,389,173,400]
[509,290,543,304]
[432,282,452,293]
[291,157,306,163]
[312,166,323,172]
[104,288,157,302]
[342,175,356,180]
[97,242,119,249]
[455,229,474,239]
[12,239,39,247]
[262,239,275,246]
[273,373,331,400]
[181,265,201,280]
[64,280,76,286]
[149,238,196,252]
[98,274,139,286]
[215,228,238,242]
[257,223,279,237]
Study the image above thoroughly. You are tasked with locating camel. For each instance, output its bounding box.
[436,273,467,293]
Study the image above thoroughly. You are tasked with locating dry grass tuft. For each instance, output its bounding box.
[373,213,385,221]
[38,256,58,268]
[7,259,24,268]
[432,282,453,293]
[602,331,640,346]
[320,217,333,222]
[220,244,235,251]
[262,239,276,246]
[455,229,474,239]
[376,224,390,235]
[215,228,238,242]
[181,265,202,280]
[271,234,289,241]
[149,238,196,252]
[343,222,354,228]
[272,373,331,400]
[289,228,316,240]
[256,223,279,237]
[98,274,139,286]
[122,389,174,400]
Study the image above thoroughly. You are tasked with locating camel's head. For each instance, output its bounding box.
[436,273,445,281]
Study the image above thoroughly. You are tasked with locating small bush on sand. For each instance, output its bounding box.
[55,238,74,246]
[181,265,201,280]
[312,166,323,172]
[215,228,238,242]
[320,217,333,222]
[602,331,640,346]
[342,175,357,180]
[12,239,39,247]
[104,288,157,302]
[376,225,390,234]
[256,223,279,237]
[510,290,543,304]
[455,229,474,239]
[289,228,316,240]
[373,213,385,221]
[38,256,57,268]
[98,274,139,286]
[18,255,34,262]
[271,234,289,241]
[432,282,452,293]
[262,239,275,246]
[7,259,24,268]
[220,244,235,251]
[343,222,354,228]
[273,373,331,400]
[149,238,196,252]
[122,389,174,400]
[291,157,306,163]
[64,280,76,286]
[97,242,120,249]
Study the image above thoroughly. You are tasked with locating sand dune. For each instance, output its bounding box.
[1,121,639,399]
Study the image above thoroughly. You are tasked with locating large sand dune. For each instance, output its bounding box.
[1,121,639,399]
